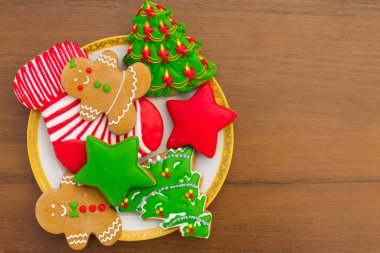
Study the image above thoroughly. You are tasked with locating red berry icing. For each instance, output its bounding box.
[77,85,83,91]
[89,205,96,212]
[98,204,106,212]
[79,205,86,213]
[86,67,92,74]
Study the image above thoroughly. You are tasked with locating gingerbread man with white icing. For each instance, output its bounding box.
[35,172,122,250]
[61,50,151,135]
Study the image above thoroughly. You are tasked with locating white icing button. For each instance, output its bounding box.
[78,70,82,73]
[51,204,56,208]
[51,213,55,216]
[74,78,78,82]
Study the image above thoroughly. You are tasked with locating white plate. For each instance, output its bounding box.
[27,36,234,241]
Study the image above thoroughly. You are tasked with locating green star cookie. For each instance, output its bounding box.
[73,136,155,206]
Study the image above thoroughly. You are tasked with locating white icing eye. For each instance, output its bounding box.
[51,204,56,208]
[74,78,78,82]
[51,213,55,216]
[78,70,82,73]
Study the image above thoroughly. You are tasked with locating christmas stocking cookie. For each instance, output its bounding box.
[13,42,163,172]
[35,173,122,250]
[61,50,151,135]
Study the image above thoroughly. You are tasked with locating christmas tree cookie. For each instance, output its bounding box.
[123,0,217,96]
[118,147,212,238]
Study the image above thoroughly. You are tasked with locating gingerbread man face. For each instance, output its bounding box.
[35,173,122,250]
[61,50,151,135]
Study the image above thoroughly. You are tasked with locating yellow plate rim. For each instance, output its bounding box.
[27,35,234,241]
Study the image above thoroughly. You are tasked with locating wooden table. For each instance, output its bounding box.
[2,0,380,252]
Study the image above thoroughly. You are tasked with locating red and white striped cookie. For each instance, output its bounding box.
[13,42,163,172]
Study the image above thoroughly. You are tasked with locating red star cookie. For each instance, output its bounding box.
[166,81,237,158]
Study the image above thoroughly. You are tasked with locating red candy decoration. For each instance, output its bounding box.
[143,23,154,42]
[183,65,196,83]
[124,203,129,209]
[86,67,92,74]
[162,69,173,89]
[159,212,164,217]
[166,174,171,179]
[157,4,166,11]
[176,44,188,58]
[189,229,195,234]
[189,195,194,200]
[133,24,138,34]
[79,205,86,213]
[142,44,152,64]
[166,82,237,158]
[77,85,83,91]
[186,36,197,44]
[145,6,155,20]
[98,204,106,212]
[89,205,96,212]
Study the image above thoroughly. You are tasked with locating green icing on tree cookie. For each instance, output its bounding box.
[118,147,212,238]
[123,1,217,97]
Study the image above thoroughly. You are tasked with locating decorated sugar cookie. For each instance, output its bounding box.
[35,172,122,250]
[166,81,237,158]
[118,147,212,238]
[61,50,151,135]
[13,42,163,172]
[123,1,217,96]
[73,136,156,207]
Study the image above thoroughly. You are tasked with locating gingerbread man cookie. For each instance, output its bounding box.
[61,50,151,135]
[35,172,122,250]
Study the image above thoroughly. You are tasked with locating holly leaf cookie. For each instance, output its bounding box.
[73,136,156,207]
[61,50,152,135]
[166,81,237,158]
[35,172,122,250]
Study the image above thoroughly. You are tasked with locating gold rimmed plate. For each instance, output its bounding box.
[27,36,234,241]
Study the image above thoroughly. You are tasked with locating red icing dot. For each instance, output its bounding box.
[189,195,194,200]
[79,205,86,213]
[166,174,171,179]
[86,67,92,74]
[77,85,83,91]
[189,229,194,234]
[124,203,129,209]
[98,204,106,212]
[89,205,96,212]
[159,212,164,217]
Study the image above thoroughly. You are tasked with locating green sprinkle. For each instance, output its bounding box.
[103,85,111,93]
[94,81,101,88]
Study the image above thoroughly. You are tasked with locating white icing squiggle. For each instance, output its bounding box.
[108,67,138,126]
[98,217,121,239]
[97,54,117,68]
[80,111,97,120]
[100,223,122,243]
[66,233,88,240]
[68,239,88,245]
[80,104,101,115]
[106,70,126,115]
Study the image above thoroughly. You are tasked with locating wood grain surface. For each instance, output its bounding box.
[3,0,380,252]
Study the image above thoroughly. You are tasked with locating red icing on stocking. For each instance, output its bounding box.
[13,42,164,172]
